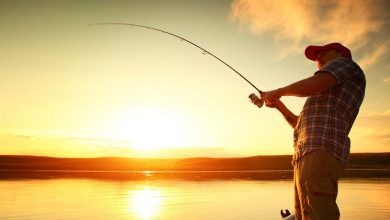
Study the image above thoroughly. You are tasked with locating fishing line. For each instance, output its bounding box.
[88,22,263,94]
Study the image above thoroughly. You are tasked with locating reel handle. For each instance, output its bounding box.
[249,93,264,108]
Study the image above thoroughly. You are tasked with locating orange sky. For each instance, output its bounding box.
[1,0,389,158]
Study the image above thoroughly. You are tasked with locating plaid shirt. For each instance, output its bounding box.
[293,57,366,166]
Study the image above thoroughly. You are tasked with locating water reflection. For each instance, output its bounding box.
[0,178,389,220]
[129,186,164,219]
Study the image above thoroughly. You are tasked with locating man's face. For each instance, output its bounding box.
[316,49,342,69]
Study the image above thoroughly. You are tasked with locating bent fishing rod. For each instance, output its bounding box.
[88,22,265,108]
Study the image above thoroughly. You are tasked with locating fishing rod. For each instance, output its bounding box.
[88,22,265,108]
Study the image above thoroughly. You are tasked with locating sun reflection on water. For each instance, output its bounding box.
[129,186,164,219]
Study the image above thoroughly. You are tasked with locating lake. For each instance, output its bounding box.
[1,177,389,220]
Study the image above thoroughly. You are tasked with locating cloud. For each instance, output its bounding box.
[358,40,390,70]
[383,77,390,85]
[369,130,390,141]
[0,129,238,158]
[0,129,133,147]
[230,0,390,66]
[354,109,390,144]
[354,127,390,143]
[361,109,390,118]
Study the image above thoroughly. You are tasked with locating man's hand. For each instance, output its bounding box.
[261,89,282,102]
[264,99,280,108]
[249,93,264,108]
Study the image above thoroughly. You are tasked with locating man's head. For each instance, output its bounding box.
[305,43,351,69]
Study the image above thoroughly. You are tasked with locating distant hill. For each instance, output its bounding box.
[1,153,389,171]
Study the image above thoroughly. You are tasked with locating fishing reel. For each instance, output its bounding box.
[249,93,264,108]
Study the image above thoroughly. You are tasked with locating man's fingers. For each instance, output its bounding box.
[261,89,282,102]
[265,100,277,108]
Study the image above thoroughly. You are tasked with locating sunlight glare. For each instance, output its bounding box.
[129,187,164,219]
[104,107,194,151]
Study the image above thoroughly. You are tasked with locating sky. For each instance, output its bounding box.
[1,0,389,158]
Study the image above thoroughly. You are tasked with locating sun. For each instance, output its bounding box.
[103,107,193,151]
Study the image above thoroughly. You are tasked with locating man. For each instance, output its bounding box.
[260,43,366,219]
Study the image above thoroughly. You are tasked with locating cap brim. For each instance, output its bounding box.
[305,45,323,61]
[305,43,352,61]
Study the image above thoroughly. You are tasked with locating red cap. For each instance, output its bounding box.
[305,42,352,61]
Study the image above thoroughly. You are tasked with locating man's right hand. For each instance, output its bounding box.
[264,99,281,109]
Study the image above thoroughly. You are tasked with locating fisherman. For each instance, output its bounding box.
[259,43,366,219]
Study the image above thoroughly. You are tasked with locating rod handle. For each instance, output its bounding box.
[249,93,264,108]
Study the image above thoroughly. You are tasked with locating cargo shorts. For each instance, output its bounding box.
[294,150,344,220]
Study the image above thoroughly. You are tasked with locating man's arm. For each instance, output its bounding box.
[266,99,298,128]
[261,72,337,100]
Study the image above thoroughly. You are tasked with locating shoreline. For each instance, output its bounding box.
[1,168,389,181]
[1,153,389,180]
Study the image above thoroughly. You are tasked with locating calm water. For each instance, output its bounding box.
[1,178,389,220]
